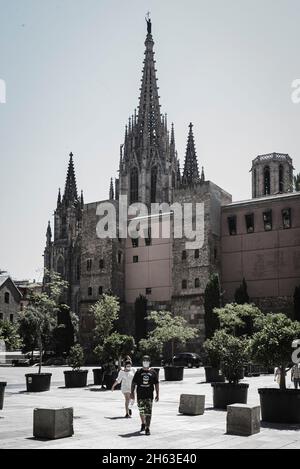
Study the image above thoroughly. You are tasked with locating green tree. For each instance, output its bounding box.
[0,320,22,351]
[134,295,148,341]
[92,294,120,343]
[294,173,300,191]
[215,303,263,336]
[204,274,221,338]
[203,303,262,370]
[146,311,198,364]
[68,344,84,370]
[250,313,300,389]
[18,270,68,373]
[53,304,78,356]
[234,278,250,305]
[294,286,300,322]
[95,332,135,368]
[138,336,163,363]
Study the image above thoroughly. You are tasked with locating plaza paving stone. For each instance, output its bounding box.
[0,366,300,449]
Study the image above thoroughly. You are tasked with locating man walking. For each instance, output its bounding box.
[131,355,159,436]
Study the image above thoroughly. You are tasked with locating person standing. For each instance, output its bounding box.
[131,355,159,436]
[291,363,300,389]
[112,360,136,417]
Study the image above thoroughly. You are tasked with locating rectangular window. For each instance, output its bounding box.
[182,250,187,260]
[146,288,152,295]
[0,313,3,320]
[131,238,139,248]
[88,287,92,296]
[282,208,291,229]
[86,259,92,271]
[194,249,199,259]
[228,216,237,235]
[182,279,187,289]
[99,259,105,269]
[263,210,272,231]
[10,314,13,323]
[194,278,200,288]
[245,213,254,233]
[133,256,139,263]
[98,286,103,295]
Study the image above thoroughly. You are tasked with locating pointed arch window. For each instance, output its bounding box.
[279,164,284,193]
[264,166,271,195]
[130,167,139,204]
[151,166,157,203]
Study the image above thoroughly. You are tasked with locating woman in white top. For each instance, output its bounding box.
[112,360,136,417]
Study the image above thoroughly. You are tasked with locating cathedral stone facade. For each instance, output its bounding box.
[44,20,300,353]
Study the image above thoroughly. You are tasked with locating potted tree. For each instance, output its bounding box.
[145,311,198,381]
[95,332,135,389]
[250,313,300,423]
[91,294,120,385]
[18,271,68,392]
[203,333,225,383]
[138,336,163,378]
[64,344,88,388]
[210,330,249,409]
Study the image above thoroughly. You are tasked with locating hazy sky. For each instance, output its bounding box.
[1,0,300,281]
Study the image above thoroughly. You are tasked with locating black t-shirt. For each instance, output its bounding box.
[132,368,158,399]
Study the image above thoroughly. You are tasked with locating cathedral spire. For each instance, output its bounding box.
[46,221,52,246]
[182,123,200,186]
[63,152,78,205]
[136,16,162,152]
[109,178,114,200]
[201,166,205,183]
[57,187,61,208]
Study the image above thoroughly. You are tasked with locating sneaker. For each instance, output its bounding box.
[140,423,145,432]
[145,427,150,436]
[128,409,132,416]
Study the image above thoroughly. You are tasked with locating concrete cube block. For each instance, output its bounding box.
[33,407,74,440]
[179,394,205,415]
[227,404,260,436]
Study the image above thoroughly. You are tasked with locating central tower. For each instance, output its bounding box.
[117,18,180,207]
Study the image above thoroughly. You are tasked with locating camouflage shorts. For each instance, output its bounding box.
[137,398,153,416]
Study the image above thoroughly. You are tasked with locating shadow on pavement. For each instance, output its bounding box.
[87,388,108,392]
[119,431,144,438]
[105,416,129,420]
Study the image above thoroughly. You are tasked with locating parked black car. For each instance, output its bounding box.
[162,353,202,368]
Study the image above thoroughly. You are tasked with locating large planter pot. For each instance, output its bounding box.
[102,371,118,390]
[211,382,249,409]
[25,373,52,392]
[164,366,184,381]
[258,388,300,423]
[92,368,103,385]
[204,367,225,383]
[64,370,88,388]
[0,382,7,409]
